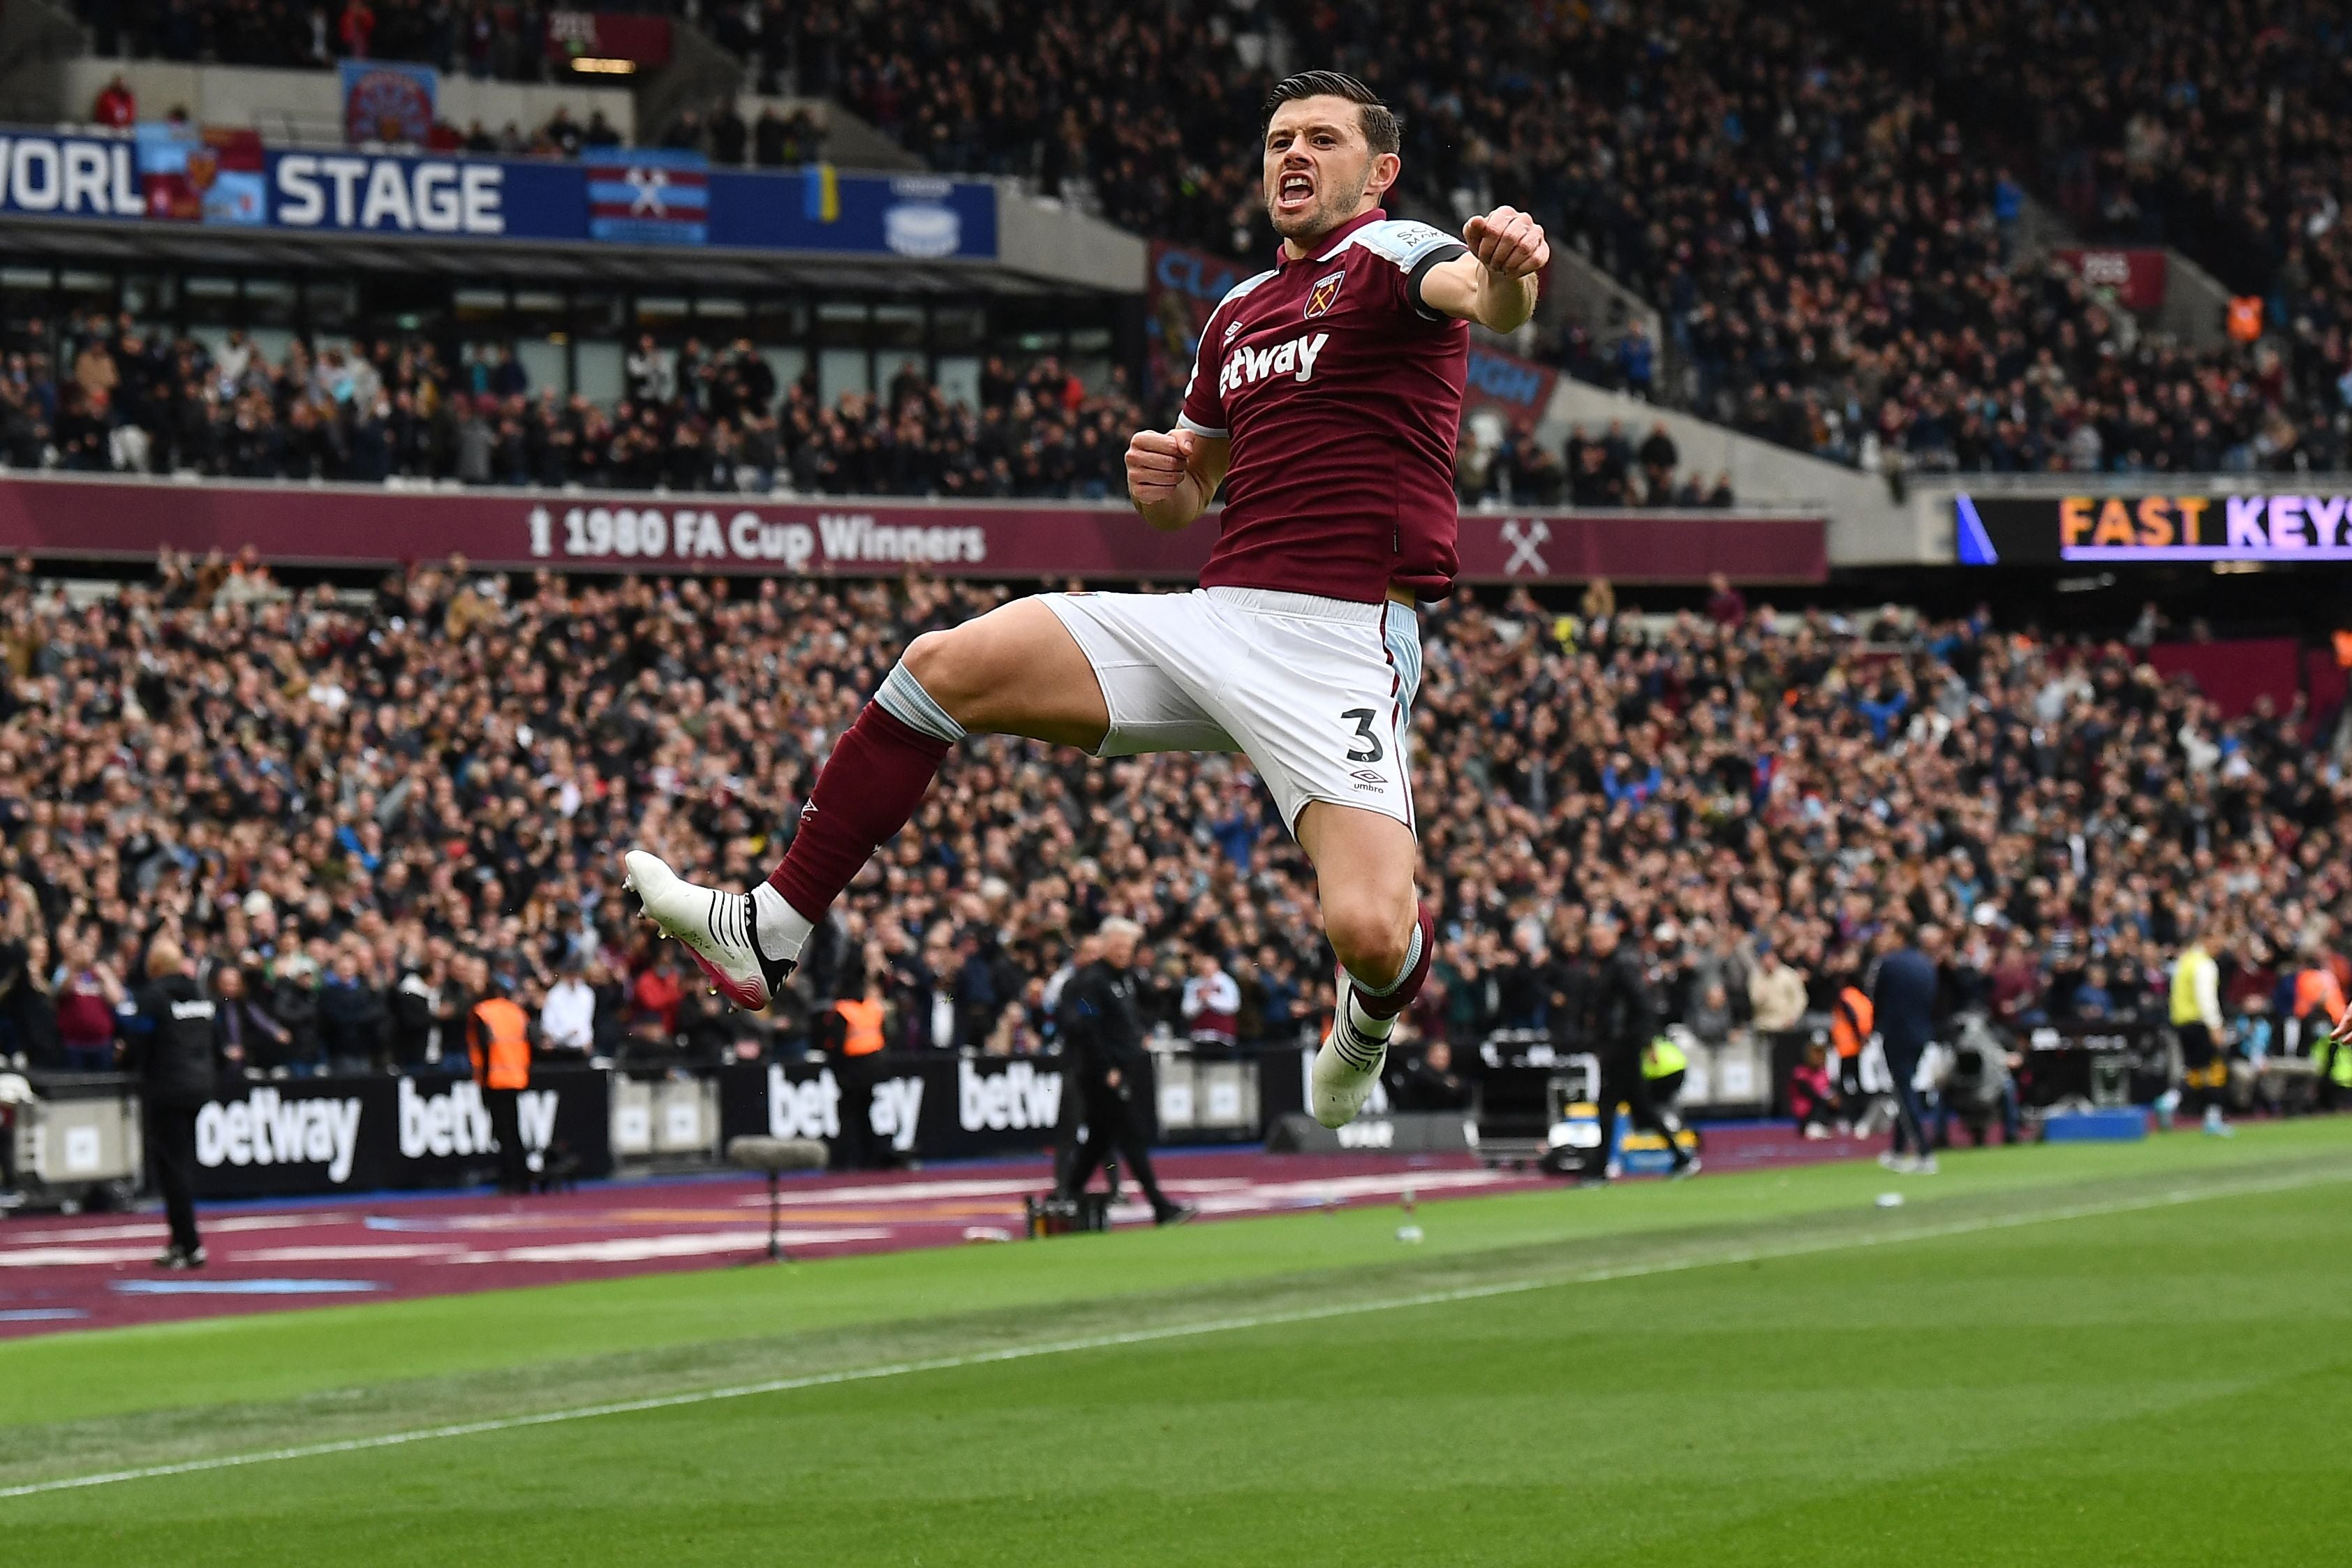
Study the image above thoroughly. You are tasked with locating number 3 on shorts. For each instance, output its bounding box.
[1341,707,1385,764]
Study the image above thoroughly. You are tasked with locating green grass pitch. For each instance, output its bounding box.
[8,1119,2351,1565]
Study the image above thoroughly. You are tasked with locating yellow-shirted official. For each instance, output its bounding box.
[2168,929,2229,1133]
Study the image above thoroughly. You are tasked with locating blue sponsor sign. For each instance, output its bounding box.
[1464,346,1548,413]
[267,149,580,237]
[586,147,707,245]
[707,170,996,258]
[0,126,1000,262]
[1153,244,1247,309]
[0,130,141,221]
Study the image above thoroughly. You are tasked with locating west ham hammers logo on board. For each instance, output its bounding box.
[1304,269,1347,319]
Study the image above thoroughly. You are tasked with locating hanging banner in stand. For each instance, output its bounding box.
[0,475,1828,584]
[339,60,439,147]
[184,1069,612,1199]
[2052,248,2168,314]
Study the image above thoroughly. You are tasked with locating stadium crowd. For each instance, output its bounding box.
[84,0,565,83]
[1,555,2344,1085]
[1855,0,2352,313]
[73,0,2352,478]
[1293,0,2349,477]
[0,312,1154,501]
[696,0,2352,478]
[0,311,1732,506]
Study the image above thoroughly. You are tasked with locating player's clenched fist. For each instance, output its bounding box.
[1125,427,1199,503]
[1463,205,1549,281]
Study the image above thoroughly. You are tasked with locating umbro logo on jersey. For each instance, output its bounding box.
[1223,319,1243,345]
[1304,269,1347,319]
[1218,330,1330,395]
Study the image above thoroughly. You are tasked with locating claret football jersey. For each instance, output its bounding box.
[1178,208,1470,604]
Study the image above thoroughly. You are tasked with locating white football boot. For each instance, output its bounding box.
[621,849,795,1012]
[1310,972,1388,1128]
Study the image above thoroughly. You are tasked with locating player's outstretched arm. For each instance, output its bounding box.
[1419,205,1549,335]
[1124,427,1231,532]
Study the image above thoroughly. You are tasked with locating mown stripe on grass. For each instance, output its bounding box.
[6,1161,2344,1502]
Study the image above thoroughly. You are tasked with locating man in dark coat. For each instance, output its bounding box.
[1585,913,1696,1181]
[1055,919,1192,1225]
[1872,922,1948,1173]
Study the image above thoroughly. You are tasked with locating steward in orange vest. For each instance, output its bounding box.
[468,992,534,1193]
[1830,984,1874,1101]
[833,996,886,1056]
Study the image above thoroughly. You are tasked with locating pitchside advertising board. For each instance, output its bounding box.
[188,1070,612,1199]
[0,125,997,260]
[1958,489,2352,565]
[713,1056,1070,1162]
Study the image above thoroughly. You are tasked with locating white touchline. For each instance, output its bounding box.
[2,1164,2343,1502]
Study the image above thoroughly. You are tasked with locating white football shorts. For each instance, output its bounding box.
[1041,586,1423,834]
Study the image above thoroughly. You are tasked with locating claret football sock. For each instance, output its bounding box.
[767,700,954,931]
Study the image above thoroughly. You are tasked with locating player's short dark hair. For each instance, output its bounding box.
[1263,71,1400,156]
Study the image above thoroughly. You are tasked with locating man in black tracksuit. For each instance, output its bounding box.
[1586,914,1695,1181]
[118,938,224,1269]
[1055,919,1193,1226]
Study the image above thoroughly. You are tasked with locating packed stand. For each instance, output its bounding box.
[695,0,2352,473]
[84,62,831,172]
[78,1,2352,473]
[0,311,1145,501]
[1456,417,1734,510]
[85,0,567,84]
[1292,0,2352,475]
[1,309,1721,507]
[1847,0,2352,320]
[2,557,2346,1098]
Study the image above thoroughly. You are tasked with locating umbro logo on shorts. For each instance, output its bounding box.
[1350,769,1384,785]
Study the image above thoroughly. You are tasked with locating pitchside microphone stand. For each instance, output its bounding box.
[726,1136,829,1261]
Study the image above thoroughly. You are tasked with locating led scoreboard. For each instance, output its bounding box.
[1958,490,2352,564]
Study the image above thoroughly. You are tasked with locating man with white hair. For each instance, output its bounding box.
[117,938,223,1269]
[1056,917,1194,1226]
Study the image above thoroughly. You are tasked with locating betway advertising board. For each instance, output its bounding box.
[188,1070,611,1199]
[0,475,1827,584]
[713,1055,1070,1163]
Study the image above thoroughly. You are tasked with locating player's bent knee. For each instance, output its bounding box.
[900,628,956,690]
[1326,899,1413,986]
[898,628,981,718]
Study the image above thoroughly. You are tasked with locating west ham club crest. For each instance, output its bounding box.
[1304,269,1347,320]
